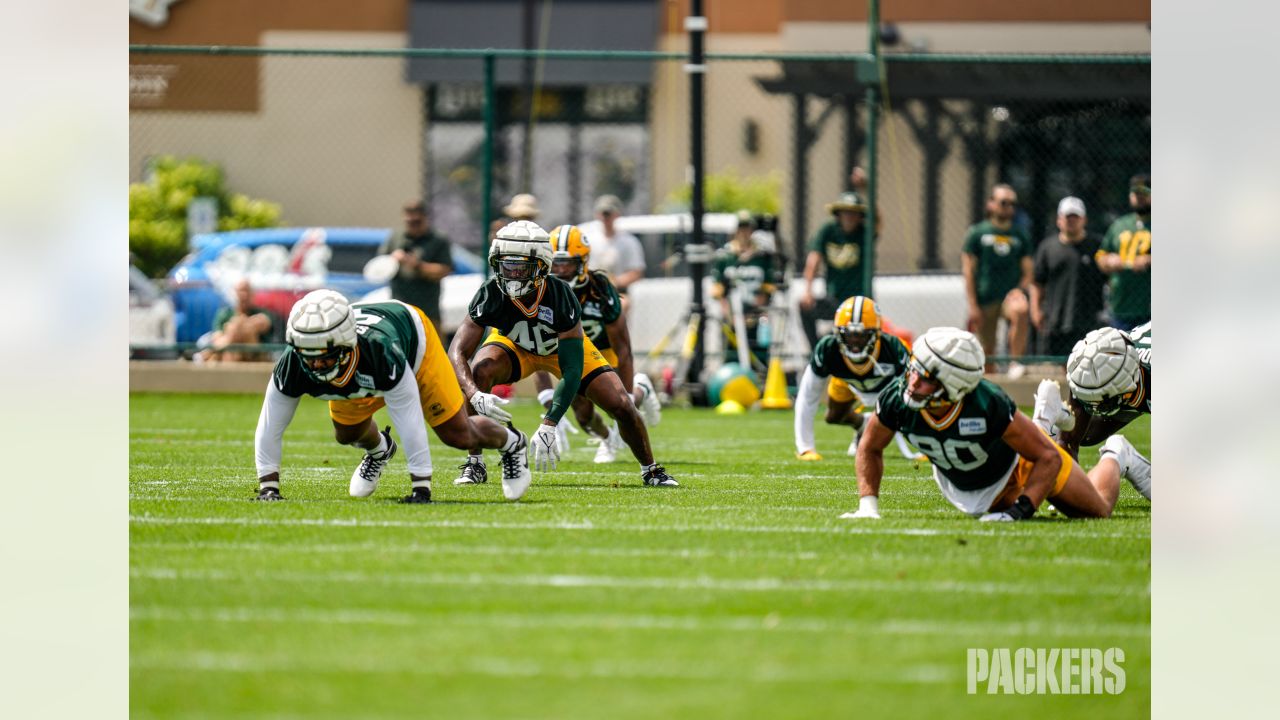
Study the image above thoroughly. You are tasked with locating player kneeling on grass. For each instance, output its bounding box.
[448,220,677,487]
[530,224,662,464]
[794,295,923,462]
[841,327,1146,522]
[1031,323,1151,500]
[252,289,530,504]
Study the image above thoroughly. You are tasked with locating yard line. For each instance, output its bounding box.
[129,513,1152,539]
[131,566,1149,597]
[130,605,1150,638]
[131,539,1138,566]
[127,650,952,685]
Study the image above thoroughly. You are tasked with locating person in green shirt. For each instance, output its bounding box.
[800,191,872,350]
[1096,174,1152,331]
[712,211,780,365]
[379,199,454,328]
[961,183,1033,373]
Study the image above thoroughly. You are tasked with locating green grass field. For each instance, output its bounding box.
[130,393,1150,719]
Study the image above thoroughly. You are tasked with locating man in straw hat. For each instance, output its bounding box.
[799,191,872,349]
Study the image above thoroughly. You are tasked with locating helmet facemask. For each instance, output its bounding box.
[836,325,880,363]
[552,256,587,288]
[903,358,949,410]
[296,345,353,383]
[492,256,546,298]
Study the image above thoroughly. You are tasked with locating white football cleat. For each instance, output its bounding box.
[1033,379,1076,442]
[634,373,662,427]
[350,427,396,497]
[499,430,532,500]
[1101,435,1151,500]
[593,426,622,464]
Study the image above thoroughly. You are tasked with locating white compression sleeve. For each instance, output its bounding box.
[255,380,301,478]
[382,364,433,477]
[794,365,826,454]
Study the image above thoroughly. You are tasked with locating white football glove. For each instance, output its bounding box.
[979,511,1017,522]
[838,496,880,520]
[470,391,512,422]
[532,422,561,471]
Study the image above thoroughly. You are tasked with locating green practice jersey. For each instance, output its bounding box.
[271,301,419,400]
[875,377,1019,491]
[962,220,1033,305]
[712,250,777,296]
[1099,213,1152,320]
[809,333,910,395]
[470,275,582,356]
[807,221,869,301]
[574,270,622,351]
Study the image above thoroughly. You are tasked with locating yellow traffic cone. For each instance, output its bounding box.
[760,356,792,409]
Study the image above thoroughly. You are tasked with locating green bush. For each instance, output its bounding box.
[660,169,782,216]
[129,156,282,277]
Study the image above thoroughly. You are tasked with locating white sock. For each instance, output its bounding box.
[537,388,555,407]
[502,428,521,452]
[369,433,389,457]
[412,478,432,491]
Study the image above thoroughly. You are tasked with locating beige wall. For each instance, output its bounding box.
[130,31,422,227]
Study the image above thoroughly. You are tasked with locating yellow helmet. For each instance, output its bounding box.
[833,296,883,363]
[548,225,591,288]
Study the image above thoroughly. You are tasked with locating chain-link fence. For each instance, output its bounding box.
[130,46,1149,368]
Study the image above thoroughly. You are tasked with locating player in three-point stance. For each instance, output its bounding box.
[252,289,530,503]
[793,295,923,462]
[531,224,663,464]
[841,327,1147,521]
[448,220,678,487]
[1031,322,1152,500]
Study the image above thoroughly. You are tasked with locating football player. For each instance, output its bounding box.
[841,327,1148,521]
[1031,322,1151,499]
[253,289,530,504]
[448,221,677,487]
[530,225,662,464]
[794,296,923,462]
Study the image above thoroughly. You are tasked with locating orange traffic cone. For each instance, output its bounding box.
[760,356,792,409]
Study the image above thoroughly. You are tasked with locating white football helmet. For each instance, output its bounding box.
[489,220,553,297]
[904,327,985,409]
[286,289,358,382]
[1067,327,1140,415]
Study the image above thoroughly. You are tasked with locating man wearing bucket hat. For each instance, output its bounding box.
[799,191,872,349]
[378,199,455,328]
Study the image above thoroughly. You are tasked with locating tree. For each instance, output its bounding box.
[129,155,282,277]
[661,168,782,215]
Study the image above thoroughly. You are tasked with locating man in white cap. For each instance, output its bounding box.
[577,194,646,295]
[1030,196,1107,357]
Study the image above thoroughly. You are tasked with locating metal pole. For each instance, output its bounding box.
[684,0,710,393]
[863,0,880,297]
[481,53,496,278]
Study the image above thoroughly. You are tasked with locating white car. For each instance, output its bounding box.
[130,265,176,358]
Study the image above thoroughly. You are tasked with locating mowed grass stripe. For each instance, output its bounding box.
[129,513,1151,538]
[131,605,1149,638]
[131,565,1148,597]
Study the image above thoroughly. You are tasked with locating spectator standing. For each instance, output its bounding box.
[577,194,647,294]
[799,191,871,349]
[711,210,780,363]
[1096,174,1152,331]
[962,183,1033,373]
[1030,197,1106,357]
[380,199,454,327]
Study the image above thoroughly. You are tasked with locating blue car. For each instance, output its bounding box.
[166,227,481,343]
